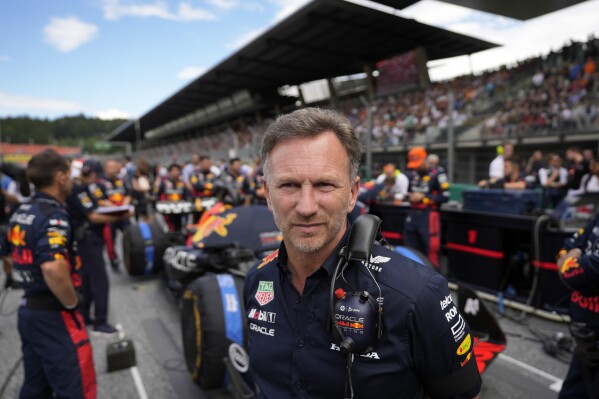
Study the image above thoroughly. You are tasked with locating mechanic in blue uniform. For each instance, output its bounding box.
[154,163,191,232]
[244,108,481,399]
[557,211,599,398]
[0,149,96,399]
[98,159,132,272]
[67,159,131,336]
[224,157,254,206]
[404,147,449,269]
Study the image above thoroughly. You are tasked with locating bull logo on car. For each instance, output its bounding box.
[192,213,238,243]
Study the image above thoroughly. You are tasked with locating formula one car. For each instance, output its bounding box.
[125,198,506,399]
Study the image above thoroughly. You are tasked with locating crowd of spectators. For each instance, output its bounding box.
[483,35,599,136]
[138,36,599,162]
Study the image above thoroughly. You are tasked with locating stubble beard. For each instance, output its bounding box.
[273,208,347,254]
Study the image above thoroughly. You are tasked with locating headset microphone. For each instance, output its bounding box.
[329,214,384,351]
[328,215,385,398]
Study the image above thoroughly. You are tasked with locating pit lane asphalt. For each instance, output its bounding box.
[0,241,571,399]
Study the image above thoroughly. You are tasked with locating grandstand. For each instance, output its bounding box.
[108,0,598,184]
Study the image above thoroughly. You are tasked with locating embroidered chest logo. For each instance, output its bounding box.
[255,281,274,306]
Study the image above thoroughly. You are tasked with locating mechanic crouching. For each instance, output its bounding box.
[1,150,96,398]
[558,211,599,398]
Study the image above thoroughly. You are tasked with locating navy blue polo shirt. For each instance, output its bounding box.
[0,192,78,296]
[66,181,104,237]
[244,225,481,399]
[561,212,599,329]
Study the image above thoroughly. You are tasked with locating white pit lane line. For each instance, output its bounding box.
[497,353,564,392]
[115,324,149,399]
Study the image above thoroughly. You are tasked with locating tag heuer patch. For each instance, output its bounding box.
[255,281,274,306]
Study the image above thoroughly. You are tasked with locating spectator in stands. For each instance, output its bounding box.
[526,150,546,177]
[182,153,200,183]
[489,142,514,179]
[538,153,568,208]
[579,158,599,193]
[565,146,591,196]
[583,148,595,163]
[479,156,527,190]
[375,163,409,202]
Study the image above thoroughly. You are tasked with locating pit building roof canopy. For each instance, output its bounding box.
[371,0,589,20]
[109,0,497,143]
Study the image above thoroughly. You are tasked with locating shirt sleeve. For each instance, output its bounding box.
[410,273,482,398]
[538,169,548,186]
[425,172,450,206]
[68,186,97,217]
[35,212,71,265]
[563,215,599,251]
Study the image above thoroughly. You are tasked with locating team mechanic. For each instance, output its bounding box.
[0,150,96,398]
[557,211,599,398]
[404,147,449,269]
[243,108,481,398]
[98,159,132,272]
[67,159,131,336]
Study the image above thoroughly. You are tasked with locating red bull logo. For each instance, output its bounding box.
[168,193,181,202]
[8,225,26,247]
[257,249,279,269]
[336,321,365,329]
[109,193,124,205]
[192,213,237,243]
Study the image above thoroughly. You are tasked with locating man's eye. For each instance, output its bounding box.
[280,183,297,189]
[316,182,335,190]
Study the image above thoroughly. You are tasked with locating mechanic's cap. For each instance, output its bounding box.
[81,159,98,176]
[407,147,427,169]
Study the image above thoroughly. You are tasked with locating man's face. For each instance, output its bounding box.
[504,161,515,177]
[264,132,359,255]
[503,144,514,158]
[58,169,73,198]
[169,167,181,180]
[231,160,241,174]
[200,159,211,171]
[104,160,120,178]
[192,154,200,165]
[549,156,561,169]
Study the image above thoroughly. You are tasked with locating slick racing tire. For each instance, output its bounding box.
[123,221,169,275]
[182,273,247,389]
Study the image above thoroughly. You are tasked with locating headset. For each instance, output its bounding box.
[328,214,385,398]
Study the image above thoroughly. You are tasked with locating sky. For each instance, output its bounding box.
[1,0,599,121]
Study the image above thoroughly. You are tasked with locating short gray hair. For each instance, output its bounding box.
[261,108,362,182]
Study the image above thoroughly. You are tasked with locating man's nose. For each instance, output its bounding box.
[295,184,318,217]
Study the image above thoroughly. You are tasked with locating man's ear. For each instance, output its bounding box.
[347,176,360,212]
[264,177,272,210]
